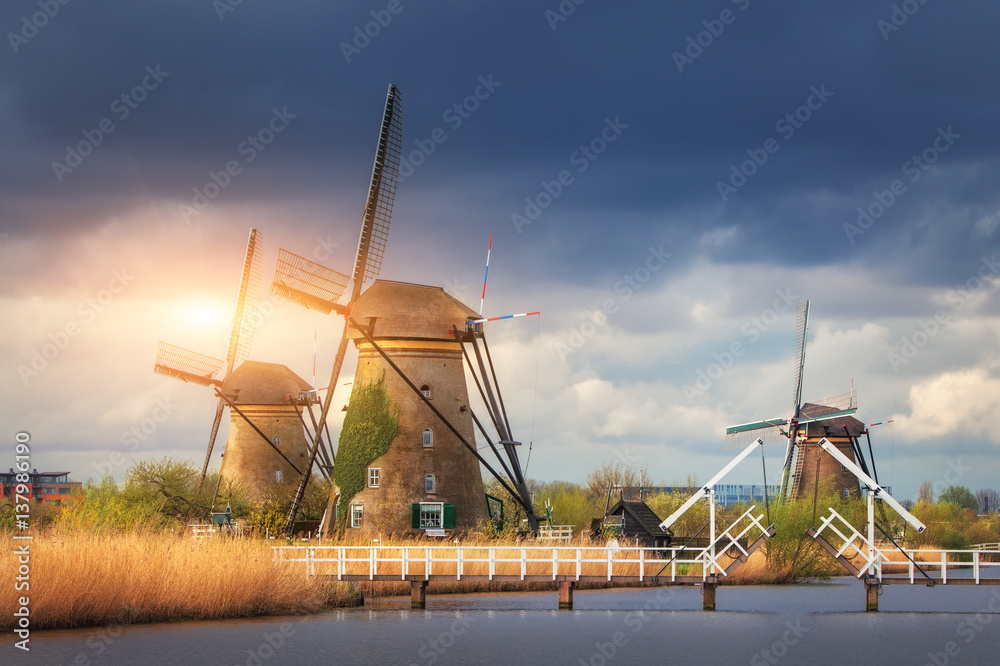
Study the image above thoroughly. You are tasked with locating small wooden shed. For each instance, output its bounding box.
[601,499,674,548]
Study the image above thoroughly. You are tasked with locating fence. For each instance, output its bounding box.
[273,544,739,583]
[810,508,1000,584]
[537,525,574,543]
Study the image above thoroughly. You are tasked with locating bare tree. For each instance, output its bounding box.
[584,460,651,506]
[975,488,1000,514]
[917,480,933,504]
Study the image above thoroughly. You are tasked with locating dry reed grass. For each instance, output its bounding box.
[0,529,359,631]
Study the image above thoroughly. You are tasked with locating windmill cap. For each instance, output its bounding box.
[350,280,478,341]
[221,360,312,405]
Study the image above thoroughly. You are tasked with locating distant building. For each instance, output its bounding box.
[652,483,889,505]
[652,484,781,507]
[0,469,82,506]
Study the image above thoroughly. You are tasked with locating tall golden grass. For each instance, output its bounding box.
[0,529,358,631]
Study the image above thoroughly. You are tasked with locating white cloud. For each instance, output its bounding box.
[893,365,1000,444]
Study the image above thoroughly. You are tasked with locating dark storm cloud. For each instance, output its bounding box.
[1,0,998,291]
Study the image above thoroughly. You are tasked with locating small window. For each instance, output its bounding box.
[419,503,442,528]
[275,469,283,483]
[422,428,433,448]
[425,474,436,494]
[420,384,432,399]
[273,435,281,448]
[368,468,380,488]
[351,504,363,528]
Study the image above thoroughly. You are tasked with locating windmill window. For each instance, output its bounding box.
[274,469,283,483]
[420,384,432,399]
[368,468,380,488]
[419,502,442,528]
[422,428,433,448]
[351,504,363,528]
[411,503,455,529]
[425,474,436,494]
[273,435,281,448]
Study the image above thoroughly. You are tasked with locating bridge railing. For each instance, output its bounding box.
[810,508,1000,583]
[272,544,732,582]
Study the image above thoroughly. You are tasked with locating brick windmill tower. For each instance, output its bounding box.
[341,281,489,533]
[269,84,541,535]
[216,361,314,498]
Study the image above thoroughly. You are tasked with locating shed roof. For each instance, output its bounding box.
[221,360,312,405]
[607,500,674,537]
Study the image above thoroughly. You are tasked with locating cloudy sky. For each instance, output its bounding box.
[2,1,999,501]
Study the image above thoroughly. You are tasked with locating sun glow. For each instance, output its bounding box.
[176,300,232,330]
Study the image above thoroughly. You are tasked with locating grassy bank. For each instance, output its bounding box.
[0,529,358,631]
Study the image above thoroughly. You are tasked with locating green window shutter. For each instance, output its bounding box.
[443,504,456,529]
[411,503,420,529]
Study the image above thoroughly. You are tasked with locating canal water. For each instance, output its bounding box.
[13,579,1000,665]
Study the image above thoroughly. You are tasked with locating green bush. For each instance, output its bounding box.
[333,373,399,528]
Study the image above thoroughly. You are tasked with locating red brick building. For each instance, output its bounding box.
[1,469,82,506]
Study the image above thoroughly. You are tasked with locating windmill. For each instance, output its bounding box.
[272,86,542,536]
[154,228,264,490]
[725,301,861,501]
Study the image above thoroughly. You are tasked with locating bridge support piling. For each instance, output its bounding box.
[351,581,365,607]
[411,580,428,609]
[703,576,717,611]
[558,581,575,610]
[865,577,880,612]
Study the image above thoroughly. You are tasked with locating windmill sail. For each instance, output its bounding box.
[198,228,264,487]
[792,300,809,413]
[353,84,402,290]
[224,228,265,373]
[271,248,350,314]
[281,84,402,534]
[154,342,224,387]
[153,228,265,491]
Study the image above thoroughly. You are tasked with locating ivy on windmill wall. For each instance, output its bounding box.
[333,372,399,528]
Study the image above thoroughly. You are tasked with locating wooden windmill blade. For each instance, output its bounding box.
[153,341,224,387]
[151,228,265,490]
[198,228,265,488]
[778,299,810,498]
[270,248,351,314]
[352,83,402,293]
[282,84,402,535]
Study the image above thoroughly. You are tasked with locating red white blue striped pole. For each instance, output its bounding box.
[479,233,492,316]
[868,420,894,427]
[469,311,540,324]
